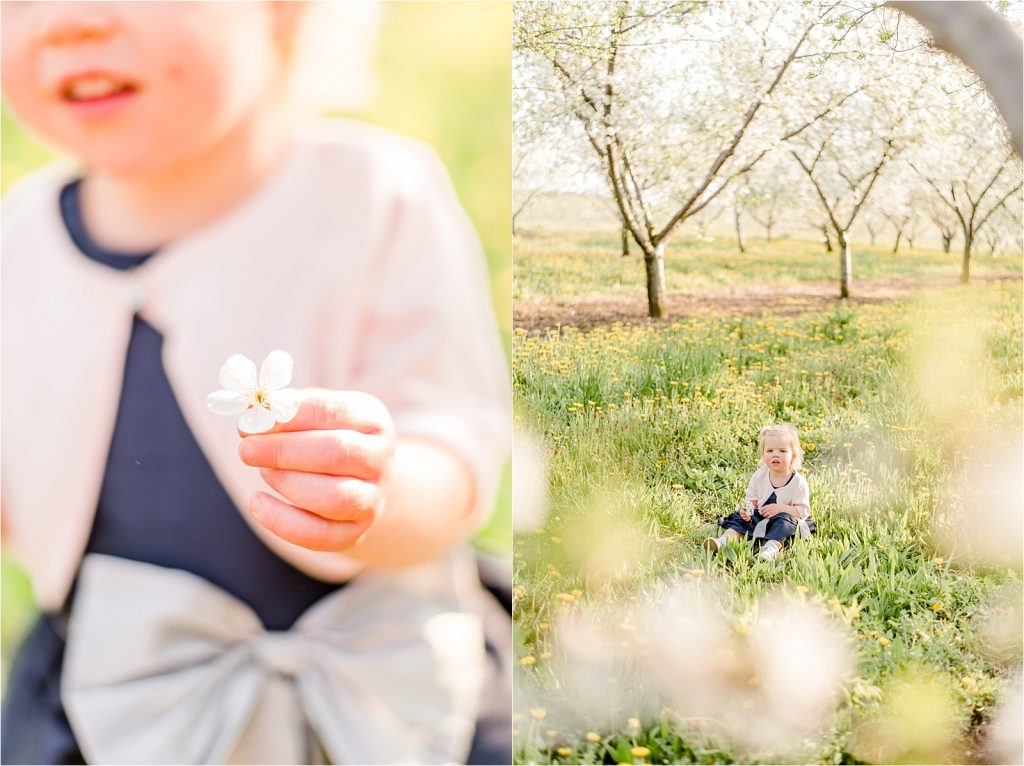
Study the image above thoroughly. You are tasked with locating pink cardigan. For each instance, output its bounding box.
[1,123,511,611]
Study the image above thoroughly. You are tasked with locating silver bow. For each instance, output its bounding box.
[61,554,484,765]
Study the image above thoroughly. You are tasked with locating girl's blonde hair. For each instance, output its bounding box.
[759,424,803,470]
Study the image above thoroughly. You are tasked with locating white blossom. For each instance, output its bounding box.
[206,350,300,434]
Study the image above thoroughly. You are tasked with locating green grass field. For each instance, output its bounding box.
[513,231,1022,763]
[514,229,1021,300]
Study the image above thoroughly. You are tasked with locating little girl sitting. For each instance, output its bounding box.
[705,424,815,562]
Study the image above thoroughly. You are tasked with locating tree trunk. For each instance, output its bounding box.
[765,221,773,243]
[892,226,904,254]
[867,224,877,246]
[961,234,972,283]
[621,225,630,257]
[735,207,746,253]
[838,233,852,299]
[941,232,953,253]
[643,243,667,318]
[822,223,833,253]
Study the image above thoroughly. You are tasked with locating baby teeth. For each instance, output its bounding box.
[67,77,123,100]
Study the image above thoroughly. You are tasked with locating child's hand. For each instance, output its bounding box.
[739,508,752,522]
[237,389,395,552]
[758,503,783,518]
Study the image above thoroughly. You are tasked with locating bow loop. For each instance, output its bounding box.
[62,554,484,765]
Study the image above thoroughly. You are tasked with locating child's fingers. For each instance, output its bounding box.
[258,468,380,522]
[239,430,390,479]
[262,389,392,435]
[248,491,371,552]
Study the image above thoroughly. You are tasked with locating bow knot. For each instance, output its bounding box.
[249,632,304,678]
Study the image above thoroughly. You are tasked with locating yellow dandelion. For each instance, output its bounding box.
[546,729,558,738]
[539,651,553,660]
[795,585,809,594]
[529,707,547,720]
[934,557,945,565]
[551,536,562,544]
[556,747,573,757]
[586,732,602,743]
[631,746,651,758]
[932,601,943,612]
[538,623,550,632]
[520,656,536,666]
[878,636,890,646]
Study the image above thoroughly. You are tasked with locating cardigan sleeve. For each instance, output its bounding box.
[745,468,761,506]
[789,473,811,519]
[345,144,511,526]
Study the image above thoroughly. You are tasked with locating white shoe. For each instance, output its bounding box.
[703,537,722,552]
[758,541,781,561]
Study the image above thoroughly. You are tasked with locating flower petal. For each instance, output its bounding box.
[268,389,300,424]
[219,354,258,392]
[206,390,251,415]
[238,406,278,434]
[259,350,293,391]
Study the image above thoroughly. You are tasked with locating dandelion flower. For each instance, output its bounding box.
[631,746,651,757]
[556,747,573,757]
[530,707,547,720]
[206,350,299,434]
[586,732,602,743]
[521,656,537,666]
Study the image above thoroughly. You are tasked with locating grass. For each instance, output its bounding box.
[514,228,1021,300]
[512,237,1022,763]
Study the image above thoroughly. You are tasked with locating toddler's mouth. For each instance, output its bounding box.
[61,74,138,102]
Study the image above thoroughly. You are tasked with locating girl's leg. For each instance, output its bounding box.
[704,527,744,552]
[757,515,799,561]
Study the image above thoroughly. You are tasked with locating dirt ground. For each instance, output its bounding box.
[513,273,1022,333]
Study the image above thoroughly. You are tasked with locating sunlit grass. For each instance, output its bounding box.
[514,228,1022,300]
[513,281,1022,763]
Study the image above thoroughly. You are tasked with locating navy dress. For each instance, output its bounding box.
[718,474,816,546]
[1,180,511,765]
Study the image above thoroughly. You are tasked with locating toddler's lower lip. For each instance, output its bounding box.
[62,89,137,121]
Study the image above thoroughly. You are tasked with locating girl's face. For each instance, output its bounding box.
[1,2,286,179]
[762,433,794,472]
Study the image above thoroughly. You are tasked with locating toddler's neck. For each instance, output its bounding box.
[78,105,294,253]
[768,467,794,486]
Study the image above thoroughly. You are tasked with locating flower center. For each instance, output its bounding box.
[254,389,269,408]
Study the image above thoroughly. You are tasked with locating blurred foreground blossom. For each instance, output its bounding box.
[933,429,1023,570]
[979,584,1024,666]
[512,428,550,532]
[850,669,965,764]
[984,678,1023,765]
[206,350,300,434]
[646,587,852,756]
[535,581,851,757]
[538,602,659,734]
